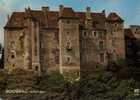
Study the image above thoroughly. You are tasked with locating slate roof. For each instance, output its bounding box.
[4,7,123,29]
[107,12,124,22]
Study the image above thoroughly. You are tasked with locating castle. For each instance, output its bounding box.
[4,5,125,80]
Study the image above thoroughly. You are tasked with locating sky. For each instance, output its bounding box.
[0,0,140,45]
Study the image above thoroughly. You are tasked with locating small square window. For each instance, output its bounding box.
[66,42,72,51]
[11,54,15,59]
[35,66,39,71]
[12,64,15,67]
[67,20,70,24]
[67,57,71,63]
[67,32,69,35]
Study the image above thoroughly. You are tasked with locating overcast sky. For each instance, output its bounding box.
[0,0,140,45]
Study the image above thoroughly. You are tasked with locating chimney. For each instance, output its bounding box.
[86,6,91,12]
[102,9,105,16]
[25,6,31,18]
[42,6,49,13]
[59,5,64,17]
[86,6,91,19]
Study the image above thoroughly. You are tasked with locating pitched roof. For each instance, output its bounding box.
[107,12,123,22]
[45,11,59,28]
[60,7,75,18]
[75,12,106,29]
[5,12,25,28]
[4,7,109,29]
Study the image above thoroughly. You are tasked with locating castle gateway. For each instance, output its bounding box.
[4,5,125,80]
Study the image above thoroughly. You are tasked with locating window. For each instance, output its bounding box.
[67,32,69,35]
[115,23,117,27]
[99,41,104,49]
[84,32,87,37]
[66,41,72,51]
[67,20,70,24]
[67,56,71,64]
[100,53,104,62]
[35,66,38,71]
[94,31,96,36]
[12,64,15,67]
[11,54,15,59]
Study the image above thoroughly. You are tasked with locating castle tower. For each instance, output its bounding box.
[106,13,125,63]
[58,5,80,80]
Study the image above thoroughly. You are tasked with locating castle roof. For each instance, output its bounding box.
[5,12,25,28]
[4,6,122,29]
[60,7,76,18]
[107,12,123,22]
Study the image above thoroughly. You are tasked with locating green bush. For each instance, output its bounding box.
[0,68,140,100]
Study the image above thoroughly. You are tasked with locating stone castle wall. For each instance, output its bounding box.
[4,6,126,80]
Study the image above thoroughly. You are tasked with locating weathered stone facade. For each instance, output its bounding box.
[4,5,125,80]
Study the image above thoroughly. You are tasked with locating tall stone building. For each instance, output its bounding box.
[4,5,125,80]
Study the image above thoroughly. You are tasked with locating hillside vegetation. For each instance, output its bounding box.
[0,66,140,100]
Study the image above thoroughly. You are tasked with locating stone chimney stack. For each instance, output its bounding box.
[85,6,92,29]
[86,6,91,12]
[25,6,32,18]
[42,6,49,13]
[42,6,49,27]
[86,6,91,19]
[59,5,64,17]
